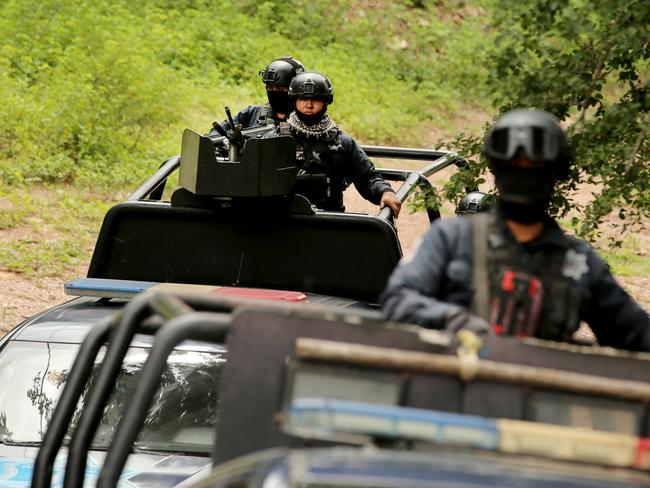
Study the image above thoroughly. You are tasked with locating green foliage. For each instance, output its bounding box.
[454,0,650,241]
[600,239,650,278]
[0,0,189,187]
[408,130,493,214]
[0,0,493,193]
[410,185,442,214]
[0,184,112,276]
[0,192,29,230]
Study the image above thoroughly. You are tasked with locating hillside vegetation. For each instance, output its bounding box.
[0,0,493,277]
[0,0,491,189]
[0,0,647,286]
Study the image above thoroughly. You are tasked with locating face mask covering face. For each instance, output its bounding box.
[494,167,555,223]
[295,108,327,125]
[267,90,292,115]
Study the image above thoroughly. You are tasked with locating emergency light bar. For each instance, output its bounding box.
[286,398,650,471]
[64,278,308,302]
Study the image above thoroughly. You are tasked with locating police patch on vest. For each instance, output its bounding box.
[562,249,589,281]
[329,140,343,152]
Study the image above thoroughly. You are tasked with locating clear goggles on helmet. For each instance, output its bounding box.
[486,126,560,162]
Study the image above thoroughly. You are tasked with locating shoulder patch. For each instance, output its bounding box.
[329,140,343,152]
[562,248,589,281]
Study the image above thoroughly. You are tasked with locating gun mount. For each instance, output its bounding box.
[178,129,298,199]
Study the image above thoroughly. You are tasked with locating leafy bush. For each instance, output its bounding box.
[442,0,649,242]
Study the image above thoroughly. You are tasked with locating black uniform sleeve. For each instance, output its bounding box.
[380,218,470,328]
[581,247,650,352]
[207,105,261,137]
[340,134,392,204]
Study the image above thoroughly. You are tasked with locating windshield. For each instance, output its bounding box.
[0,340,225,453]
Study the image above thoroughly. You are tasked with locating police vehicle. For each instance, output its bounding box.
[34,291,650,487]
[1,129,462,487]
[25,131,650,487]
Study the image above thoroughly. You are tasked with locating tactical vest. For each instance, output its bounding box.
[293,130,347,211]
[472,212,584,341]
[256,104,278,127]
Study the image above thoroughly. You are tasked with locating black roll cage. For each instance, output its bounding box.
[32,145,473,487]
[128,146,469,222]
[31,291,650,488]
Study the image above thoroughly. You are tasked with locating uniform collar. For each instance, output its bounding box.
[493,206,570,250]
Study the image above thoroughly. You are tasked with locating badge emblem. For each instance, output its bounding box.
[329,141,343,152]
[562,249,589,281]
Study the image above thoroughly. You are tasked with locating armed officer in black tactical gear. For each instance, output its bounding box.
[208,56,304,137]
[381,109,650,352]
[265,71,401,216]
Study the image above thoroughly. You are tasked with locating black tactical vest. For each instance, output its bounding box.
[256,104,277,127]
[473,213,584,341]
[293,130,348,211]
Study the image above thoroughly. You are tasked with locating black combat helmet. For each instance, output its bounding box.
[484,109,572,181]
[455,191,492,215]
[289,72,334,104]
[484,109,573,223]
[259,57,305,87]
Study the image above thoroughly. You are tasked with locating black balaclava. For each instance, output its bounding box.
[295,98,328,125]
[267,89,292,115]
[493,164,555,223]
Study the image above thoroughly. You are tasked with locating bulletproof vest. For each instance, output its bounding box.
[476,213,584,341]
[256,104,279,127]
[293,129,347,211]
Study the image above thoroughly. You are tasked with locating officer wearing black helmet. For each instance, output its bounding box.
[208,56,304,137]
[265,71,401,216]
[381,109,650,352]
[455,191,492,215]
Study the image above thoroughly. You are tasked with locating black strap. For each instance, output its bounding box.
[471,213,490,320]
[279,56,304,74]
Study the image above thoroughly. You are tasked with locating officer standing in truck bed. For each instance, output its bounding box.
[265,71,401,216]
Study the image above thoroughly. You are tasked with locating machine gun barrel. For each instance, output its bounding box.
[208,124,276,147]
[223,106,244,161]
[225,106,237,131]
[210,121,229,139]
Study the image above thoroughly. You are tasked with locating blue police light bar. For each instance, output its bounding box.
[65,278,309,302]
[286,398,650,471]
[287,398,499,450]
[65,278,157,299]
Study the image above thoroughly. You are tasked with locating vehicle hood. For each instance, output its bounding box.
[0,444,211,487]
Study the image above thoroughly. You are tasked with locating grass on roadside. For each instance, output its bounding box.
[599,239,650,278]
[559,218,649,278]
[0,185,115,277]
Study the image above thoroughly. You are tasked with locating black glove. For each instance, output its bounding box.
[444,306,491,335]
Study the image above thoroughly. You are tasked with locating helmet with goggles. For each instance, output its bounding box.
[484,109,572,181]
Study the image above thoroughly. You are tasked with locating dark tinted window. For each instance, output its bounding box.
[531,127,545,158]
[0,341,225,453]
